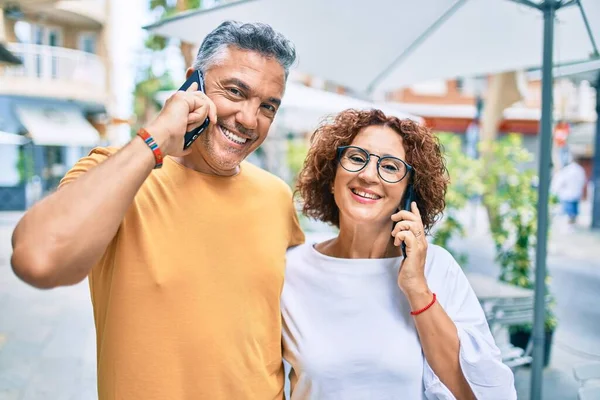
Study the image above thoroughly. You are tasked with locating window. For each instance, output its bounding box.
[78,33,97,54]
[31,25,63,47]
[31,25,63,78]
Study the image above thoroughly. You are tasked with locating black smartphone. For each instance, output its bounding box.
[397,183,416,258]
[178,70,211,150]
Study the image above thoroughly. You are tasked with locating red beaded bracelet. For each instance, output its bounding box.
[410,293,437,316]
[137,128,163,169]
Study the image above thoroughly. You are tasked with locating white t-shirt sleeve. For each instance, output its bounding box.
[423,251,517,400]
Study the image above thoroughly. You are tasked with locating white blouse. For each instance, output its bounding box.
[281,243,516,399]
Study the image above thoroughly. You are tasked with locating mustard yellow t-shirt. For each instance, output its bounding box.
[59,147,305,400]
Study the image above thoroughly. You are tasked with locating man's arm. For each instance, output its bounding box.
[11,138,155,288]
[11,85,216,288]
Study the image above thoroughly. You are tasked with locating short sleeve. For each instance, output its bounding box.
[58,147,119,189]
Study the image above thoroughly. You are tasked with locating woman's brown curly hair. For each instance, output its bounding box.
[296,109,449,234]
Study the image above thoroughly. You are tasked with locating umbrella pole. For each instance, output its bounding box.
[531,1,559,398]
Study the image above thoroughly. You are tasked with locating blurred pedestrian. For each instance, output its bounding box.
[552,153,587,225]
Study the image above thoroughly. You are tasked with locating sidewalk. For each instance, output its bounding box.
[0,214,97,400]
[546,199,600,266]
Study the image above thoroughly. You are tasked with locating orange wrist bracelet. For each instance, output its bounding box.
[137,128,163,169]
[410,293,437,316]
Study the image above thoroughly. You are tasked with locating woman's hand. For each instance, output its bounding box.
[391,202,429,295]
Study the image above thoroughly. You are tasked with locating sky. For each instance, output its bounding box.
[109,0,148,121]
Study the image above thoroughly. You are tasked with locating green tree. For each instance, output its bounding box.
[481,133,557,332]
[433,133,485,265]
[287,135,309,187]
[132,67,176,132]
[146,0,202,67]
[16,147,35,184]
[133,0,203,132]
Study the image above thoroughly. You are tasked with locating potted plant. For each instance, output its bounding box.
[482,133,557,367]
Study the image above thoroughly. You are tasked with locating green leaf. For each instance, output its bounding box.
[150,0,167,10]
[145,35,168,51]
[480,133,558,328]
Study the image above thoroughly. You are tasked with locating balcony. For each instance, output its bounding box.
[0,43,108,104]
[1,1,106,28]
[53,0,107,27]
[0,0,59,7]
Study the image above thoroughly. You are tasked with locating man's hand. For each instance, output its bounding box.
[9,82,218,288]
[145,82,218,157]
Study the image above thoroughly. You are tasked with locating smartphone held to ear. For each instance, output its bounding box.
[179,70,211,150]
[398,184,416,258]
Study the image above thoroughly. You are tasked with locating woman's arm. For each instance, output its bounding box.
[392,203,515,399]
[406,288,475,399]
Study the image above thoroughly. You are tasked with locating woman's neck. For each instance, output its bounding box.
[316,221,402,259]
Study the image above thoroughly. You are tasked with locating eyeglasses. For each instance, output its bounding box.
[336,145,412,184]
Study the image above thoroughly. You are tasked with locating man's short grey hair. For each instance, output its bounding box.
[192,20,296,79]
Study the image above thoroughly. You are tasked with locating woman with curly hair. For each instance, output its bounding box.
[281,109,516,399]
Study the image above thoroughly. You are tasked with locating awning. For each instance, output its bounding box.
[14,104,100,146]
[0,130,29,145]
[0,42,22,65]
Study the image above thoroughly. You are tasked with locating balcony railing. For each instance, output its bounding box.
[2,43,106,90]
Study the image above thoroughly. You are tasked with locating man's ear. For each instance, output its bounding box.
[185,67,194,79]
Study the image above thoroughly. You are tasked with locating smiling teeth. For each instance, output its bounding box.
[221,126,247,144]
[352,189,381,200]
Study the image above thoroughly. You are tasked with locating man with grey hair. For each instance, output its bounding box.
[11,21,304,399]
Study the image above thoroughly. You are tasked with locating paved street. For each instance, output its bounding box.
[0,203,598,399]
[0,213,96,400]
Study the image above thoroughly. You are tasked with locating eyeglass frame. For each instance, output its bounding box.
[336,145,413,183]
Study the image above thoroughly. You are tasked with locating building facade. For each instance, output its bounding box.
[0,0,111,210]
